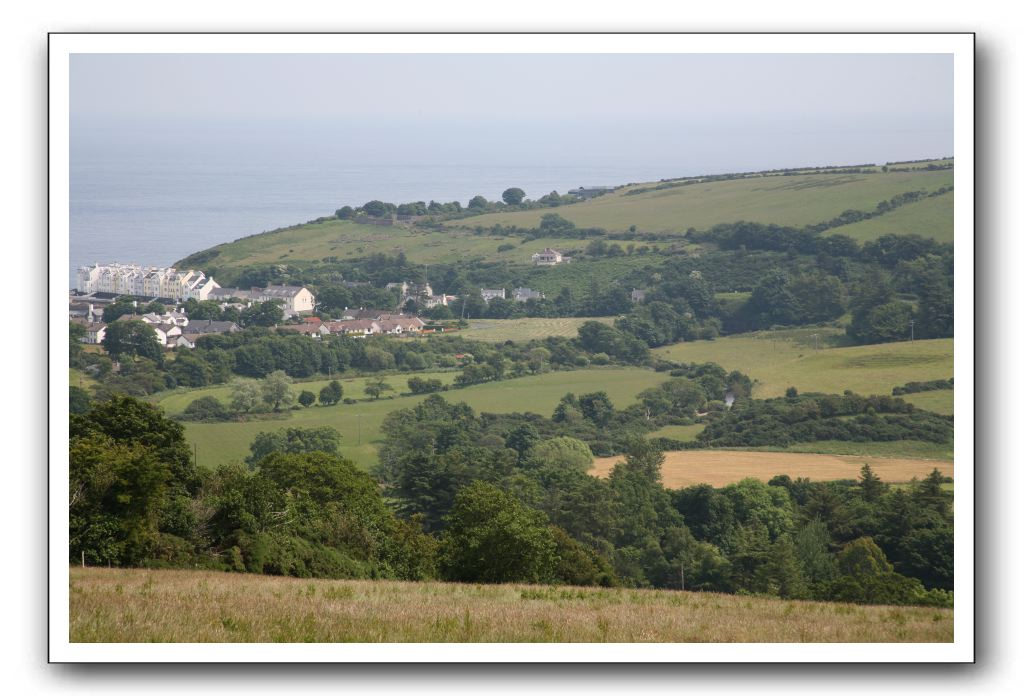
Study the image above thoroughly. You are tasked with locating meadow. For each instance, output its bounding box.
[590,450,953,489]
[456,317,614,342]
[825,189,953,244]
[653,329,953,403]
[69,567,952,643]
[153,366,672,469]
[445,169,954,233]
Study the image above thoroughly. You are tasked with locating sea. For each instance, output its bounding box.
[69,158,694,289]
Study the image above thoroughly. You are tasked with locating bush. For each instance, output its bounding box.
[182,396,231,422]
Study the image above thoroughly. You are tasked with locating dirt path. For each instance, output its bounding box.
[590,450,953,489]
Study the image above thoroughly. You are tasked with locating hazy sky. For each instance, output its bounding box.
[71,53,953,170]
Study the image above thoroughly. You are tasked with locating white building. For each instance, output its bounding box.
[531,248,566,266]
[480,288,506,302]
[512,287,544,302]
[76,263,220,302]
[259,285,316,314]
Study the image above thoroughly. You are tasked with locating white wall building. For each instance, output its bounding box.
[76,263,220,302]
[531,248,566,265]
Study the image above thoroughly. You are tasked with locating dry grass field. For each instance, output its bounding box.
[590,450,953,489]
[69,568,952,643]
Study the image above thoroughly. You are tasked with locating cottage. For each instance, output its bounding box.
[327,319,381,337]
[512,287,544,303]
[480,288,506,302]
[184,319,241,335]
[531,248,566,266]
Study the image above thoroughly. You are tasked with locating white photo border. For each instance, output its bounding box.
[49,31,974,663]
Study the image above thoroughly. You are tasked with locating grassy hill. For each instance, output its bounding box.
[177,163,954,276]
[445,169,954,234]
[653,328,953,407]
[153,366,671,470]
[824,189,954,243]
[69,567,953,643]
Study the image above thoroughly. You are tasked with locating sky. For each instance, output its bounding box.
[70,53,954,171]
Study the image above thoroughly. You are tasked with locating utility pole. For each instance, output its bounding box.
[811,333,819,352]
[194,443,198,469]
[909,319,915,342]
[357,414,362,445]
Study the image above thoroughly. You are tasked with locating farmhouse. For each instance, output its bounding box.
[531,248,567,266]
[480,288,506,302]
[567,186,613,200]
[512,287,544,303]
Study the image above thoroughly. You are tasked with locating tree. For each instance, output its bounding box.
[245,426,342,468]
[837,537,893,578]
[501,187,525,205]
[183,396,230,422]
[364,376,393,401]
[230,380,261,413]
[101,297,139,323]
[261,370,294,411]
[532,437,593,473]
[858,463,886,503]
[240,301,284,328]
[69,386,92,414]
[578,391,615,427]
[440,481,557,584]
[102,320,162,361]
[319,380,343,405]
[467,195,489,210]
[298,390,316,408]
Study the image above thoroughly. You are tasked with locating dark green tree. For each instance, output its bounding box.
[501,187,526,205]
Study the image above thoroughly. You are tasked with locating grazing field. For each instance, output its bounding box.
[590,450,953,489]
[900,389,955,415]
[177,218,594,271]
[158,367,671,470]
[653,329,953,403]
[825,190,954,244]
[645,423,706,441]
[457,317,614,342]
[445,169,954,233]
[69,568,952,643]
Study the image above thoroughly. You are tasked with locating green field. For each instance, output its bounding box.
[157,367,671,470]
[900,389,955,415]
[70,567,952,643]
[645,423,705,441]
[748,439,954,462]
[653,329,953,402]
[445,170,954,233]
[456,317,614,342]
[825,190,953,243]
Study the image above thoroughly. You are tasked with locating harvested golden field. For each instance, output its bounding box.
[590,450,953,489]
[69,568,952,643]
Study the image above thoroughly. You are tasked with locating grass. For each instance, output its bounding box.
[764,439,954,461]
[155,367,672,470]
[456,317,614,343]
[69,567,952,643]
[590,450,953,489]
[653,329,953,403]
[825,190,954,244]
[446,169,954,233]
[900,389,954,415]
[645,423,706,441]
[179,217,646,272]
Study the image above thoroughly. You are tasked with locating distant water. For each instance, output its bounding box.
[69,159,693,288]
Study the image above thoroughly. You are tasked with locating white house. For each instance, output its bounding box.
[259,285,316,314]
[531,248,566,266]
[480,288,506,302]
[512,287,544,302]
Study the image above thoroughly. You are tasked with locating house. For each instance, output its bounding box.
[567,186,613,200]
[480,288,506,302]
[75,263,219,301]
[281,323,330,338]
[174,334,199,349]
[377,316,426,334]
[72,321,106,345]
[327,319,381,337]
[512,287,544,303]
[631,289,646,303]
[531,248,567,266]
[183,319,241,335]
[259,285,316,314]
[151,323,183,346]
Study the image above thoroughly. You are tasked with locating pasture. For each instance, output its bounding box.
[653,329,953,403]
[826,190,953,244]
[69,567,952,643]
[446,169,954,233]
[157,367,672,470]
[457,317,614,343]
[590,450,953,489]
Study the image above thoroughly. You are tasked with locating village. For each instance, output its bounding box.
[69,258,572,351]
